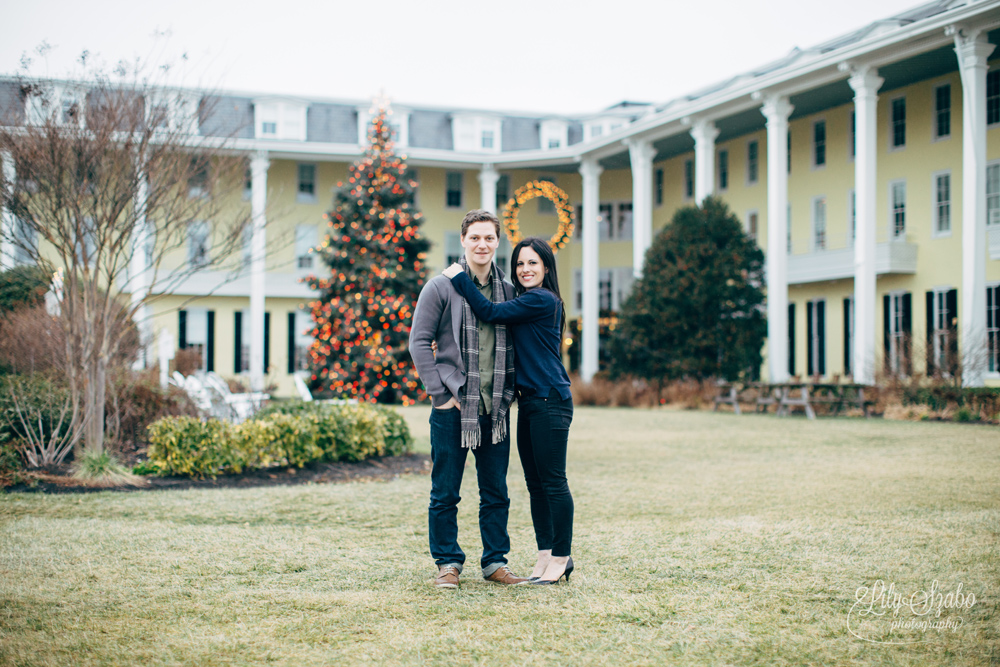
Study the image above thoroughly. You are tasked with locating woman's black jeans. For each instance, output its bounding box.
[516,389,574,557]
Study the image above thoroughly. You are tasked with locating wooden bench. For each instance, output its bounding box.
[712,383,742,414]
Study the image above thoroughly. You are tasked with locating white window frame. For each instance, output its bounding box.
[746,209,759,242]
[812,118,827,170]
[848,110,856,163]
[987,282,1000,377]
[807,298,826,378]
[987,161,1000,227]
[254,98,308,141]
[932,170,952,238]
[185,307,210,371]
[572,267,634,316]
[356,108,409,148]
[540,120,568,150]
[295,224,318,270]
[988,70,1000,129]
[717,148,729,191]
[932,82,952,142]
[889,179,907,240]
[188,220,210,269]
[848,189,856,247]
[929,286,956,376]
[683,159,694,201]
[444,231,463,266]
[451,114,500,153]
[296,163,317,204]
[889,96,907,152]
[746,138,760,185]
[886,290,908,377]
[811,195,827,251]
[292,307,314,375]
[445,172,463,209]
[146,90,199,135]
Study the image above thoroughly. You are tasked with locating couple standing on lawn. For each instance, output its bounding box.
[408,209,575,589]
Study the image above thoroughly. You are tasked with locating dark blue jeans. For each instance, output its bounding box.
[516,390,574,557]
[428,408,511,573]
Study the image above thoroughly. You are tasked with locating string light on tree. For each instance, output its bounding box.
[304,100,430,405]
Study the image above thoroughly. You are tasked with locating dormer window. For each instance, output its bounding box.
[584,118,630,142]
[357,108,409,148]
[146,91,200,135]
[24,83,86,127]
[452,114,501,153]
[541,120,568,150]
[254,98,308,141]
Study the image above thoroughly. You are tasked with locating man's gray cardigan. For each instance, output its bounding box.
[408,267,515,408]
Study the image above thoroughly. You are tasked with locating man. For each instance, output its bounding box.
[408,209,526,589]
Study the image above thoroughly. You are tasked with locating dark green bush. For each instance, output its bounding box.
[0,265,49,314]
[902,385,1000,420]
[0,374,75,450]
[0,432,25,486]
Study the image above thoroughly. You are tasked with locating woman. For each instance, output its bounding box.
[443,236,574,585]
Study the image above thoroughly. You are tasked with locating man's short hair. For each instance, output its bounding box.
[460,209,501,238]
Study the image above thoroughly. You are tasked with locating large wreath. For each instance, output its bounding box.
[501,180,575,253]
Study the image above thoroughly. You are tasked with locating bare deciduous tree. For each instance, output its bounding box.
[0,56,251,456]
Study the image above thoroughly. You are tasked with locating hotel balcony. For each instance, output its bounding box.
[787,231,918,285]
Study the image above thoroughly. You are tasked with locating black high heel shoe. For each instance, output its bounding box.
[530,557,574,585]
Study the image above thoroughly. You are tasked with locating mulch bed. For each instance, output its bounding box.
[3,453,431,494]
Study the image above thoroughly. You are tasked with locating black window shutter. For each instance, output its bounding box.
[234,311,243,373]
[264,312,271,372]
[843,298,852,377]
[946,288,958,373]
[206,311,215,372]
[883,294,891,374]
[902,293,912,375]
[788,302,796,377]
[806,302,814,376]
[287,312,296,374]
[178,310,187,349]
[926,291,935,375]
[817,300,826,376]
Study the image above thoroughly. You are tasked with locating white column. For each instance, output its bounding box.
[130,168,152,369]
[1,151,15,271]
[847,67,883,386]
[478,163,499,215]
[954,29,996,387]
[761,96,794,383]
[579,158,602,383]
[627,139,655,278]
[690,119,719,204]
[249,151,269,392]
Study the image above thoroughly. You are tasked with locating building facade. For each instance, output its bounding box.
[3,0,1000,395]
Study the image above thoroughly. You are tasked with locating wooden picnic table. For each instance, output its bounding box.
[714,382,875,419]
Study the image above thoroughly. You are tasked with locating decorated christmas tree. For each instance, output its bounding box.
[305,104,430,404]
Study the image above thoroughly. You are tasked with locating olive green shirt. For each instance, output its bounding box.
[472,270,496,415]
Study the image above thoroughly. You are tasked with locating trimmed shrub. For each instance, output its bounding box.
[375,405,413,456]
[145,402,411,478]
[146,417,238,478]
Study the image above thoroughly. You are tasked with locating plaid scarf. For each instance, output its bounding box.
[458,256,515,449]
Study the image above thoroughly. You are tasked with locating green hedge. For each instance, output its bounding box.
[146,402,413,478]
[902,386,1000,419]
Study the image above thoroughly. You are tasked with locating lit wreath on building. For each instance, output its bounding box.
[501,180,575,253]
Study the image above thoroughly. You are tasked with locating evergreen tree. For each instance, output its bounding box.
[608,196,766,383]
[306,106,430,404]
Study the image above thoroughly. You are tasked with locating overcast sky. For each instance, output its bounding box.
[2,0,924,115]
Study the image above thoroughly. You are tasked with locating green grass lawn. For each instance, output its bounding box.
[1,408,998,666]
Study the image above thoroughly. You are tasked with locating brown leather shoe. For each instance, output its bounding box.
[434,566,460,589]
[484,565,528,585]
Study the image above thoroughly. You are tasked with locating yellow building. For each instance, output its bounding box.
[3,0,1000,394]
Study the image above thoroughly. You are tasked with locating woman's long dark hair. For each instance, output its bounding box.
[511,236,566,334]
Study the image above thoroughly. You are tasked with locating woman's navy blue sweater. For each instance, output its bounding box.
[450,272,571,401]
